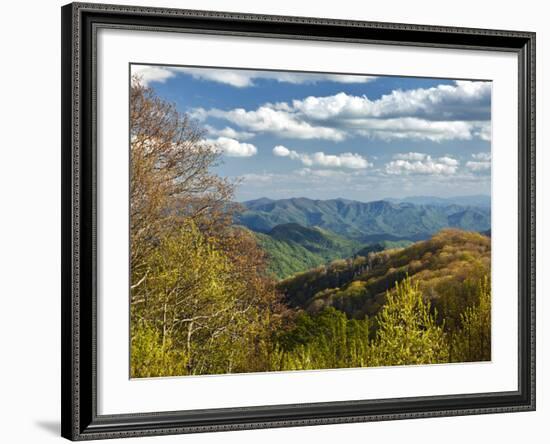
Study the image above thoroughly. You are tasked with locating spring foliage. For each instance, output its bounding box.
[129,79,491,377]
[130,79,284,377]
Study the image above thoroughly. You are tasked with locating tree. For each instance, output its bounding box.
[130,77,235,302]
[369,277,449,366]
[273,308,370,371]
[129,78,285,377]
[450,276,491,362]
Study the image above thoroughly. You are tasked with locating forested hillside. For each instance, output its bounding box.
[275,229,491,367]
[129,78,492,378]
[252,223,362,279]
[279,229,490,319]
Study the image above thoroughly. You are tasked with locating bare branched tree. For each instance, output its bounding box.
[130,77,236,292]
[129,77,286,377]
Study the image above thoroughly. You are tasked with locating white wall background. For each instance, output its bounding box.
[0,0,545,443]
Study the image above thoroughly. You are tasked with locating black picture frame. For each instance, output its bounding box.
[61,2,536,440]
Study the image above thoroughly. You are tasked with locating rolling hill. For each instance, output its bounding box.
[277,229,491,320]
[253,223,363,279]
[236,197,490,241]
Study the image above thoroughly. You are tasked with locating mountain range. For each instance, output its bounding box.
[383,194,490,208]
[236,196,491,241]
[234,196,490,279]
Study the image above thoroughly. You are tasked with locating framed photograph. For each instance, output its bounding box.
[61,2,535,440]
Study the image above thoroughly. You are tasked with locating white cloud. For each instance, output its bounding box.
[134,66,491,143]
[475,122,492,141]
[132,65,175,86]
[204,137,257,157]
[465,152,491,173]
[195,108,484,143]
[296,168,352,178]
[194,80,490,142]
[438,156,460,166]
[272,145,291,157]
[393,152,428,161]
[239,172,277,183]
[385,154,460,175]
[204,125,254,140]
[180,68,256,88]
[290,81,490,121]
[356,118,483,142]
[273,145,371,169]
[466,161,491,172]
[195,107,346,141]
[310,152,371,169]
[261,72,376,85]
[132,65,376,88]
[472,152,491,161]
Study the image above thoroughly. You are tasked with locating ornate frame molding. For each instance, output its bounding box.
[61,3,535,440]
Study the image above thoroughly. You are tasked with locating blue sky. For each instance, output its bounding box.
[132,64,491,202]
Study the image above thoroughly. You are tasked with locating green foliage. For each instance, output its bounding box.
[278,255,371,308]
[354,239,413,257]
[130,320,188,378]
[280,229,491,319]
[131,220,278,377]
[254,221,415,281]
[270,274,491,371]
[255,223,363,279]
[273,308,371,371]
[133,220,492,376]
[449,276,491,362]
[369,277,449,366]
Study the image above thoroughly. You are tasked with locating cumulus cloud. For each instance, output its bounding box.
[355,118,484,142]
[297,168,334,177]
[393,152,428,161]
[438,156,460,166]
[181,68,257,88]
[385,154,460,175]
[194,107,346,141]
[194,108,483,143]
[472,152,492,161]
[204,137,257,157]
[311,152,372,169]
[183,69,377,87]
[193,80,491,142]
[465,152,491,173]
[133,65,491,144]
[475,122,492,141]
[466,161,491,172]
[131,65,376,88]
[132,65,175,86]
[204,125,254,140]
[273,145,371,169]
[272,145,291,157]
[290,81,491,121]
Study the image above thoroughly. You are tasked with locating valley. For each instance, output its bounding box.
[235,196,491,280]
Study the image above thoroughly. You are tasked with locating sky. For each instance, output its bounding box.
[132,64,492,202]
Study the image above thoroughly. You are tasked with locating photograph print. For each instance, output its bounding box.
[129,64,491,378]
